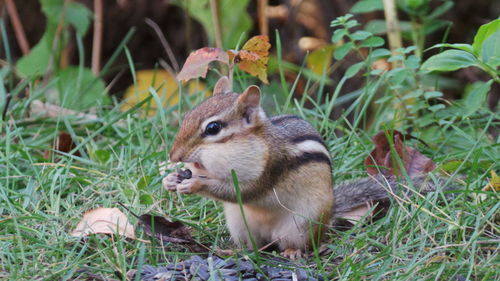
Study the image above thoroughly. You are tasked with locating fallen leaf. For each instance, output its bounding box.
[138,214,193,244]
[483,171,500,192]
[71,207,135,239]
[476,170,500,202]
[340,204,371,225]
[228,35,270,83]
[55,132,79,155]
[138,214,208,252]
[121,70,208,116]
[44,131,81,160]
[333,197,390,229]
[365,130,435,177]
[177,47,229,81]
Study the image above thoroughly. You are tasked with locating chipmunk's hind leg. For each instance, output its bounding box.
[223,203,265,249]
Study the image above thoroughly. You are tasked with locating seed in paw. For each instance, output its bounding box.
[176,169,192,183]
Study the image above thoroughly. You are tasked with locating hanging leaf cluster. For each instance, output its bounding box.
[177,35,271,84]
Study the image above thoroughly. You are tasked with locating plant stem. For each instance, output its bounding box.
[382,0,403,67]
[91,0,103,75]
[209,0,223,49]
[5,0,30,55]
[257,0,268,36]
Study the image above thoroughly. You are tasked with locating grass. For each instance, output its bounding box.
[1,43,499,281]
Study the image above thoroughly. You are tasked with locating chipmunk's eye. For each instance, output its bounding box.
[204,121,222,136]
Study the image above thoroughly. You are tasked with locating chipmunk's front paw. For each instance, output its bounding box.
[163,172,180,191]
[176,178,204,194]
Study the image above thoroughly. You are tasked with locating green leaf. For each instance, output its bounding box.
[472,19,500,55]
[365,20,413,35]
[334,42,354,60]
[41,0,91,35]
[66,2,92,35]
[137,176,151,190]
[398,0,429,15]
[360,36,385,48]
[140,194,154,205]
[41,0,65,22]
[173,0,252,49]
[345,62,365,78]
[331,29,347,43]
[351,0,383,13]
[421,50,479,72]
[480,28,500,66]
[94,150,111,164]
[330,14,354,27]
[463,80,493,117]
[429,104,445,112]
[369,48,391,60]
[345,20,360,29]
[429,43,474,53]
[423,19,450,35]
[404,90,423,99]
[405,55,420,69]
[16,34,52,77]
[424,91,443,99]
[387,68,409,84]
[351,31,373,41]
[427,1,454,19]
[57,67,107,110]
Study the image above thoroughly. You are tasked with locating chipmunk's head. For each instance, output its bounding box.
[169,77,268,175]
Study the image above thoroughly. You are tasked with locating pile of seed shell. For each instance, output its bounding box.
[138,255,324,281]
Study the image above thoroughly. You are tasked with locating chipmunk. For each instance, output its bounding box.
[163,76,456,259]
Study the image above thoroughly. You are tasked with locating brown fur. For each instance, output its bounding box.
[165,78,334,257]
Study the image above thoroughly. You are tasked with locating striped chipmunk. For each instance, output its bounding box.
[163,76,453,259]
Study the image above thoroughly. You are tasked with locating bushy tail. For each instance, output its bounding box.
[332,174,459,219]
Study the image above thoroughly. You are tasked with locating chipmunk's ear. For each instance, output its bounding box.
[237,85,263,123]
[213,76,231,95]
[238,85,261,108]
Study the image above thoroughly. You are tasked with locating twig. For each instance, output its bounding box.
[91,0,103,74]
[30,100,98,121]
[209,0,223,49]
[5,0,30,55]
[257,0,268,36]
[2,93,12,121]
[382,0,402,68]
[145,18,179,72]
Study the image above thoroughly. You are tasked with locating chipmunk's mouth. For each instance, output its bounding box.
[194,162,205,170]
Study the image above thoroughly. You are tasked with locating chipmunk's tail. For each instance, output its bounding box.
[332,174,459,220]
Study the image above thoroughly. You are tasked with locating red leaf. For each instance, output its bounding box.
[177,47,229,81]
[365,130,435,177]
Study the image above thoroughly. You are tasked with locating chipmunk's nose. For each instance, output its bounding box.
[169,147,184,162]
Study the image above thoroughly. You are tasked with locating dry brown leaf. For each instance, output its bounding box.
[365,130,435,177]
[71,207,135,239]
[30,100,98,121]
[371,59,391,73]
[340,204,371,225]
[228,35,270,84]
[138,214,192,244]
[177,47,229,81]
[138,214,208,252]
